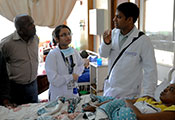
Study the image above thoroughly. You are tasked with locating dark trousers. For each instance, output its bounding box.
[10,79,38,105]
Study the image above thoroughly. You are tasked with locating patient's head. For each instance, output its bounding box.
[160,83,175,105]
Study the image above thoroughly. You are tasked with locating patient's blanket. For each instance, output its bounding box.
[0,103,45,120]
[37,97,83,119]
[1,95,134,120]
[0,95,95,120]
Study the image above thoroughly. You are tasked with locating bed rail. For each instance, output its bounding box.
[168,67,175,83]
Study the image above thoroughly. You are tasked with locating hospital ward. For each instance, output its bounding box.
[0,0,175,120]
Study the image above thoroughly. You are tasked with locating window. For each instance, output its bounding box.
[67,0,88,50]
[144,0,174,66]
[145,0,174,42]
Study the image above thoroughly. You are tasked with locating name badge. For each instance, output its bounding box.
[67,80,75,90]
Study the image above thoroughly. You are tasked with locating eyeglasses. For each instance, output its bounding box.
[59,33,73,37]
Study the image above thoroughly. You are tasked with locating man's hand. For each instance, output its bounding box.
[3,99,17,109]
[103,29,112,44]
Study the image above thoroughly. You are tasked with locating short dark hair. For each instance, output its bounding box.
[54,25,71,39]
[117,2,139,23]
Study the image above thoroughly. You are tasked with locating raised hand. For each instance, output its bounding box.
[103,29,112,44]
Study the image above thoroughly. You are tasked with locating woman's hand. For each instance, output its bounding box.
[84,59,89,68]
[72,73,79,81]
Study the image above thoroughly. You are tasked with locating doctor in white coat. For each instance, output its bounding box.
[99,2,157,98]
[45,25,84,101]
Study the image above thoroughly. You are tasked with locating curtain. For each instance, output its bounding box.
[0,0,77,28]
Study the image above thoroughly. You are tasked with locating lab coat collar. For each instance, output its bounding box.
[119,26,140,52]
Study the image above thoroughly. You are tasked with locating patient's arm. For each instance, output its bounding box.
[125,99,175,120]
[83,100,112,112]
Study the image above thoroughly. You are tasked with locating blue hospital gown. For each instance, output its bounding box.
[96,96,137,120]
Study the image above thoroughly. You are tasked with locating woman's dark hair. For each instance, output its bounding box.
[52,38,57,46]
[52,30,57,46]
[117,2,139,23]
[54,24,71,39]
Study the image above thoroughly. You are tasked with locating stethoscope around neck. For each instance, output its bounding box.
[60,51,75,74]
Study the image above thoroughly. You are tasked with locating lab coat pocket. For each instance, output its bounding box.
[121,51,139,67]
[125,51,137,56]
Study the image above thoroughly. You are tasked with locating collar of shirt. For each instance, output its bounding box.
[118,26,135,49]
[12,30,34,44]
[12,31,22,41]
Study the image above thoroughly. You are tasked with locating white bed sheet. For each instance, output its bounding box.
[0,95,106,120]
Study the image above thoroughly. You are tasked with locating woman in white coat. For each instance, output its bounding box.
[99,2,157,98]
[45,25,84,101]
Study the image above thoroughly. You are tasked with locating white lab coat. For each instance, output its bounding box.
[45,47,84,101]
[99,26,157,98]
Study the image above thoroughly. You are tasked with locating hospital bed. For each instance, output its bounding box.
[1,67,174,120]
[154,67,175,101]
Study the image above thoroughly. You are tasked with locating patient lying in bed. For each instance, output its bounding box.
[1,84,174,120]
[83,83,175,120]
